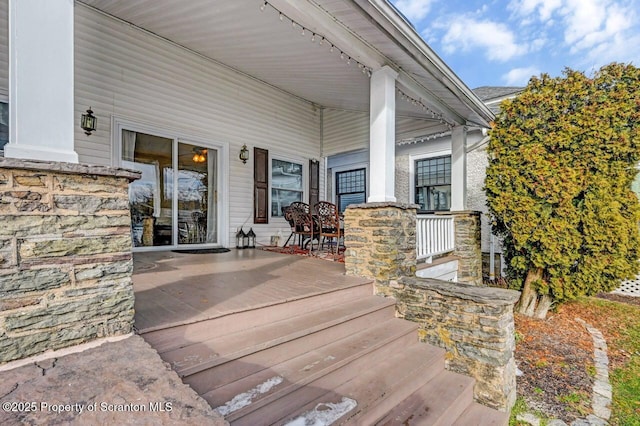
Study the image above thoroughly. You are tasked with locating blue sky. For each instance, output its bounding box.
[390,0,640,89]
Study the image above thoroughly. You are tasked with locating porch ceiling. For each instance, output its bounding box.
[80,0,492,130]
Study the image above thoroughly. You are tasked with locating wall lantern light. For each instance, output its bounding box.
[235,228,247,249]
[80,107,97,136]
[239,144,249,164]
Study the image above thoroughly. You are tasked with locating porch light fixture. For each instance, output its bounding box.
[236,228,246,249]
[246,228,256,249]
[239,144,249,164]
[80,107,97,136]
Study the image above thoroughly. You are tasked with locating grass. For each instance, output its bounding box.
[509,296,640,425]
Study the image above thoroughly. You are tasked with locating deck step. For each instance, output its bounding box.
[142,281,511,424]
[162,296,396,378]
[141,281,373,353]
[187,310,413,397]
[453,403,509,426]
[374,369,474,425]
[208,318,420,422]
[235,343,444,426]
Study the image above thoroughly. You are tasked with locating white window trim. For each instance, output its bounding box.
[409,149,452,211]
[269,151,307,221]
[331,162,369,206]
[111,116,230,249]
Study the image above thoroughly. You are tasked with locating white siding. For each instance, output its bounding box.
[322,109,368,156]
[0,0,7,98]
[73,5,322,247]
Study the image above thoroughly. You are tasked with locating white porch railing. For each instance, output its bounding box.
[416,214,455,260]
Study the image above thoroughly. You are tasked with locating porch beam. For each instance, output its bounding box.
[5,0,78,163]
[368,65,398,203]
[450,125,467,211]
[395,73,466,125]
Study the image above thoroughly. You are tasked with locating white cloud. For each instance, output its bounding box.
[508,0,563,20]
[506,0,640,71]
[502,67,540,85]
[440,17,527,62]
[392,0,435,23]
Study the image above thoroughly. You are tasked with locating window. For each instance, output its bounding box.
[415,155,451,211]
[336,168,366,213]
[0,102,8,154]
[271,158,303,217]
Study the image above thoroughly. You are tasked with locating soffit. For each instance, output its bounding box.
[80,0,490,132]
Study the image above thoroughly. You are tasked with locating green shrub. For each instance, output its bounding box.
[486,63,640,318]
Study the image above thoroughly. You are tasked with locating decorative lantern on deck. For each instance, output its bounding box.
[246,228,256,249]
[235,228,246,249]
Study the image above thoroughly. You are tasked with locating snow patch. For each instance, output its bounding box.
[284,397,357,426]
[213,376,284,417]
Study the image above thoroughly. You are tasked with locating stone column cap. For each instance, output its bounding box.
[346,202,419,211]
[402,277,521,305]
[0,158,141,181]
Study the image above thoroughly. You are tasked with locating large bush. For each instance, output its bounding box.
[485,63,640,318]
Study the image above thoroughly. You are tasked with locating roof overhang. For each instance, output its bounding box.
[79,0,494,133]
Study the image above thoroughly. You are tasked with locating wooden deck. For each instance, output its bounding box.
[132,249,371,333]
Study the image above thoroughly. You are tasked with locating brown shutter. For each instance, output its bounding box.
[254,147,269,224]
[309,159,319,208]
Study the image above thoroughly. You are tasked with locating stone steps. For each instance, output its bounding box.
[140,281,508,425]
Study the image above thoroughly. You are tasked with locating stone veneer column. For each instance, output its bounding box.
[451,210,483,285]
[0,158,140,363]
[344,202,417,293]
[390,277,519,412]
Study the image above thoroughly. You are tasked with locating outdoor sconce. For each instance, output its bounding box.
[80,107,97,136]
[236,228,247,249]
[239,144,249,164]
[246,228,256,249]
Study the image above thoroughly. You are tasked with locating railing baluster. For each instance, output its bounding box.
[416,214,455,260]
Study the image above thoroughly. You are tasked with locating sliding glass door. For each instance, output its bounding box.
[176,142,217,245]
[122,129,218,249]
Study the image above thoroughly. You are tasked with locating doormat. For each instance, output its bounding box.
[172,248,231,254]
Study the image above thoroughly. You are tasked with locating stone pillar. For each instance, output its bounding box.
[368,66,398,202]
[5,0,78,163]
[391,277,519,412]
[344,202,417,294]
[450,126,467,211]
[0,158,140,363]
[451,210,482,285]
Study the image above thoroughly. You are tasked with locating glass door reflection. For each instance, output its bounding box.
[176,142,217,245]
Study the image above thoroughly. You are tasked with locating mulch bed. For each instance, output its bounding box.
[515,293,640,423]
[515,307,594,423]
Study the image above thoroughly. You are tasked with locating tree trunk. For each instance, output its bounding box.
[516,268,551,319]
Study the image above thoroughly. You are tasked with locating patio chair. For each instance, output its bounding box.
[290,204,318,255]
[314,201,343,254]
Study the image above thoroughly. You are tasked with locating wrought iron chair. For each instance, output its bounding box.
[283,202,309,248]
[290,203,318,255]
[314,201,343,254]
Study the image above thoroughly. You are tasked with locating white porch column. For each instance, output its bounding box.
[450,125,467,211]
[5,0,78,163]
[368,65,398,202]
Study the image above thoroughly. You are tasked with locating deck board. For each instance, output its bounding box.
[133,249,371,332]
